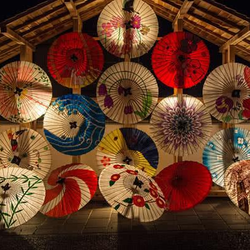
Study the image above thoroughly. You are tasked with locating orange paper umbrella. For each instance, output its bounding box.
[224,160,250,214]
[152,31,210,89]
[47,32,104,88]
[40,163,97,217]
[155,161,212,211]
[0,61,52,123]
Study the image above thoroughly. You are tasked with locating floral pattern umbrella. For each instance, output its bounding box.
[224,160,250,215]
[203,127,250,187]
[0,167,45,229]
[99,163,166,222]
[0,128,51,179]
[150,95,212,156]
[97,62,158,124]
[0,61,52,123]
[155,161,212,211]
[97,128,159,176]
[203,63,250,124]
[43,94,105,156]
[47,32,104,88]
[152,31,210,88]
[97,0,158,58]
[40,163,97,217]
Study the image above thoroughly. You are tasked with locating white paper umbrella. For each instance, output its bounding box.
[97,128,158,176]
[224,160,250,214]
[97,0,158,58]
[0,167,45,229]
[0,61,52,123]
[203,127,250,187]
[150,94,212,156]
[203,63,250,124]
[99,163,166,222]
[40,163,97,217]
[0,128,51,179]
[97,62,158,124]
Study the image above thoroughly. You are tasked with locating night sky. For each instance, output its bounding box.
[0,0,250,98]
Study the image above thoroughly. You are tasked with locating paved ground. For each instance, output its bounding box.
[1,197,250,249]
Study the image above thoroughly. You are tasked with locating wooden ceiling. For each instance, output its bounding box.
[0,0,250,64]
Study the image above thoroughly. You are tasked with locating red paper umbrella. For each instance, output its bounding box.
[152,31,210,89]
[155,161,212,211]
[40,163,97,217]
[47,32,104,88]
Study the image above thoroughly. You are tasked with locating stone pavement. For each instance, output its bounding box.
[1,197,250,249]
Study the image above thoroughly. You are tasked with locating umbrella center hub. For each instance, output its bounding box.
[14,87,23,96]
[69,121,77,129]
[178,54,186,63]
[70,53,79,62]
[133,176,143,189]
[56,177,65,185]
[11,155,22,166]
[171,176,184,187]
[177,120,188,132]
[123,87,132,97]
[1,183,11,192]
[123,156,132,165]
[232,156,240,163]
[232,89,241,98]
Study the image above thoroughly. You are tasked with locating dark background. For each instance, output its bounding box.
[0,0,250,98]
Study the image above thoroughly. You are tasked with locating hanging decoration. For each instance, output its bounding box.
[0,167,45,229]
[99,163,166,222]
[97,128,159,176]
[97,62,158,124]
[47,32,104,88]
[151,31,210,88]
[203,127,250,187]
[43,94,105,156]
[0,61,52,123]
[224,160,250,215]
[97,0,158,58]
[40,163,97,217]
[203,63,250,123]
[150,94,212,156]
[0,128,51,179]
[155,161,212,211]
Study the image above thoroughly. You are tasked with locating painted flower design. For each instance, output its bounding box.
[149,182,158,191]
[238,138,244,145]
[104,95,113,108]
[183,59,204,83]
[124,105,133,114]
[126,170,138,175]
[98,83,107,96]
[101,156,110,167]
[131,15,141,29]
[133,195,145,207]
[150,188,158,198]
[156,197,166,209]
[140,24,150,35]
[110,16,125,29]
[111,174,120,181]
[107,41,122,57]
[216,96,234,113]
[101,22,114,37]
[113,164,125,169]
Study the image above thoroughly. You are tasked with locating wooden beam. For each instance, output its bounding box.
[64,0,82,32]
[220,24,250,52]
[172,0,194,30]
[20,45,33,62]
[0,26,35,51]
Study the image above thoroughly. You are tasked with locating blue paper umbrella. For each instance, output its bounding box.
[203,127,250,187]
[97,127,159,176]
[44,94,105,155]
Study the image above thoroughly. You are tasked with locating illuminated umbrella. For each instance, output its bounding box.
[99,163,166,222]
[40,163,97,217]
[0,167,45,229]
[150,95,212,156]
[0,61,52,123]
[43,94,105,155]
[97,0,158,58]
[47,32,104,88]
[224,160,250,214]
[203,127,250,187]
[152,31,209,88]
[155,161,212,211]
[96,128,158,176]
[0,127,51,179]
[203,63,250,124]
[97,62,158,124]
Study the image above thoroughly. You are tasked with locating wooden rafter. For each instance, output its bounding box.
[63,0,82,32]
[0,26,35,51]
[219,24,250,52]
[172,0,194,30]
